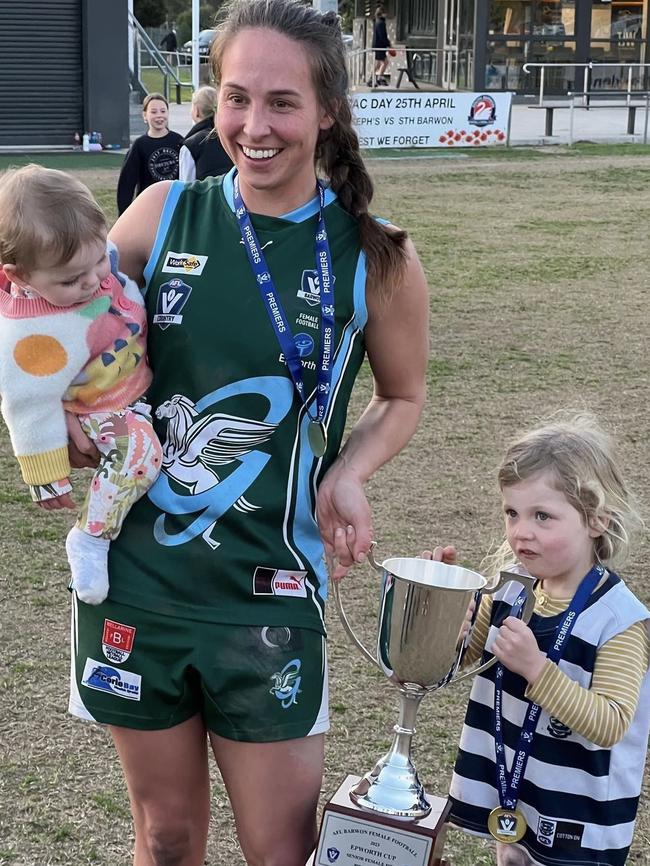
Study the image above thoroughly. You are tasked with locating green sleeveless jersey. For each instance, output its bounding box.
[109,172,367,634]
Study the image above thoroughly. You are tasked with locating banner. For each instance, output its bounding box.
[351,92,513,149]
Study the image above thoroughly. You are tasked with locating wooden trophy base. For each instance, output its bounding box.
[306,775,450,866]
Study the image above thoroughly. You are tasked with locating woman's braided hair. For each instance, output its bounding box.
[211,0,408,303]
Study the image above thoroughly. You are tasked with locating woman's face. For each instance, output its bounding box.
[217,27,333,214]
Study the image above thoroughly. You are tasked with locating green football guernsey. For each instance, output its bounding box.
[108,171,368,634]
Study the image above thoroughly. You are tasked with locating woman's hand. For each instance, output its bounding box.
[493,616,546,685]
[316,461,373,581]
[66,413,100,469]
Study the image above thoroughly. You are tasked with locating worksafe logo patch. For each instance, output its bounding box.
[162,250,208,275]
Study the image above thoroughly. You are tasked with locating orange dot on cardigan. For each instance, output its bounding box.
[14,335,68,376]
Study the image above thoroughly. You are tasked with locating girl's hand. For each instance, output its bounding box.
[66,412,100,469]
[420,545,458,565]
[493,616,547,684]
[457,596,476,646]
[37,491,76,511]
[316,462,373,581]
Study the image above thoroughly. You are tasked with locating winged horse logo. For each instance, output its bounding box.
[155,394,277,544]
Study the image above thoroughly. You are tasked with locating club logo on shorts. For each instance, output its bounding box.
[102,619,136,664]
[269,659,302,708]
[162,250,208,275]
[253,567,308,598]
[81,658,142,701]
[154,278,192,329]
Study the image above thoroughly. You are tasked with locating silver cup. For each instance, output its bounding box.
[332,549,535,820]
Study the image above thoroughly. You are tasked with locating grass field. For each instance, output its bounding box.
[1,146,650,865]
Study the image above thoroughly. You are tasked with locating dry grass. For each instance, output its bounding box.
[1,149,650,865]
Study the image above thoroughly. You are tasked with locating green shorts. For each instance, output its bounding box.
[69,594,329,741]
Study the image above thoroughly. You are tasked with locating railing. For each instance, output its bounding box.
[565,90,650,145]
[127,10,192,105]
[523,61,650,106]
[347,46,473,90]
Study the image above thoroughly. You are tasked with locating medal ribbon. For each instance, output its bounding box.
[232,172,335,429]
[494,564,604,810]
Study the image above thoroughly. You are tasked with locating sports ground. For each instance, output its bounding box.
[0,145,649,864]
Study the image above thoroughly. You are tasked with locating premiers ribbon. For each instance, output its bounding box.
[489,564,605,844]
[233,173,335,457]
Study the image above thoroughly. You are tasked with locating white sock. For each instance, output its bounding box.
[66,526,111,605]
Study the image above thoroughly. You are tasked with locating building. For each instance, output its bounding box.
[0,0,130,148]
[358,0,648,93]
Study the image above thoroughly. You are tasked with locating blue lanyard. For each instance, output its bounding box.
[494,564,604,810]
[232,173,335,443]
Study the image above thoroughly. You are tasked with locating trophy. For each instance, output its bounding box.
[308,549,535,866]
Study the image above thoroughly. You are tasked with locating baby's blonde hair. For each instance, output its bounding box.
[482,412,640,576]
[0,164,106,273]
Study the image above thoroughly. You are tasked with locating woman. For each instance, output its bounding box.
[368,4,392,87]
[178,85,233,182]
[69,1,429,864]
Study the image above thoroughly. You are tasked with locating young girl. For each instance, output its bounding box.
[446,413,649,866]
[0,165,162,605]
[116,92,183,214]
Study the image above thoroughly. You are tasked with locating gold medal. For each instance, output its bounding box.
[488,807,527,843]
[308,420,327,457]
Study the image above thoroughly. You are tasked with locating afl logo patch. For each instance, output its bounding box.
[162,250,208,275]
[154,278,192,329]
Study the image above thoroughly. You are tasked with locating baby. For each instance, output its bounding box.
[0,164,162,604]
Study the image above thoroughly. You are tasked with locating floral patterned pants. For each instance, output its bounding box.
[76,404,162,540]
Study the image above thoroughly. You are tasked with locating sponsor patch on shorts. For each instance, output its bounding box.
[102,619,136,664]
[81,658,142,701]
[253,567,308,598]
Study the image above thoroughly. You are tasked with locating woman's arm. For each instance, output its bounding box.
[109,181,171,284]
[316,238,429,579]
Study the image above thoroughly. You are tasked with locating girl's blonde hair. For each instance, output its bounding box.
[482,412,640,576]
[192,85,218,119]
[0,164,106,272]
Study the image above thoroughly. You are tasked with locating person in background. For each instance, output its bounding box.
[116,93,183,215]
[159,27,179,64]
[367,4,391,86]
[178,86,234,182]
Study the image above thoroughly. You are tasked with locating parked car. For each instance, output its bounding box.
[181,29,217,61]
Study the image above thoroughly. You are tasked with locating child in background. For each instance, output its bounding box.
[116,92,183,214]
[441,413,649,866]
[0,165,162,604]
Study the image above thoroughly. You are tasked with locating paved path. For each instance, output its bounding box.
[168,95,649,150]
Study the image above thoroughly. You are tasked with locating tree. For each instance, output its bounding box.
[134,0,167,27]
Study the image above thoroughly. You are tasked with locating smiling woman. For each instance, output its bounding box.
[72,1,430,865]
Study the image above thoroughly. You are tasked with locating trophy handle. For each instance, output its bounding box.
[332,578,381,670]
[450,571,537,682]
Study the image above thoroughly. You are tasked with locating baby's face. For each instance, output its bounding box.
[24,237,110,307]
